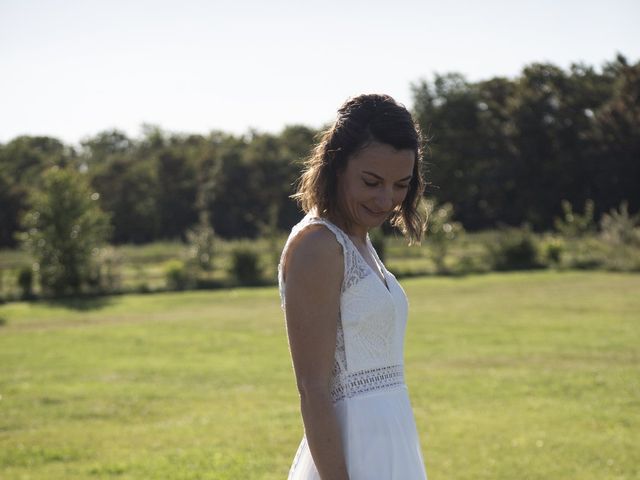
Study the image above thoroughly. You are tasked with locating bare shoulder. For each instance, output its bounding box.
[283,224,344,282]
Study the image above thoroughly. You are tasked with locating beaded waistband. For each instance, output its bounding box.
[330,364,405,403]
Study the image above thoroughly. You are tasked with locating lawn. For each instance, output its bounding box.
[0,270,638,479]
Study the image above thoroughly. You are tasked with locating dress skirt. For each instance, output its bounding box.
[287,385,427,480]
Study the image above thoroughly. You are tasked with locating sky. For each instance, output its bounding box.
[1,0,639,147]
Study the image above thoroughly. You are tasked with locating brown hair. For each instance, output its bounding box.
[291,93,428,244]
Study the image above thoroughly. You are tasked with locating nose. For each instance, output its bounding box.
[374,187,393,211]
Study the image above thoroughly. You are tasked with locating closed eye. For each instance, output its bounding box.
[363,179,409,189]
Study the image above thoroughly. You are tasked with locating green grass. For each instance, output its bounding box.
[0,271,638,479]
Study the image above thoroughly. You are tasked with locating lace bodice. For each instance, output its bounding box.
[278,211,410,402]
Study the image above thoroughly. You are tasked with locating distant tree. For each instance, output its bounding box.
[155,147,199,240]
[80,129,132,167]
[0,136,77,247]
[275,125,316,229]
[89,155,161,244]
[0,170,27,247]
[16,166,112,297]
[0,136,75,186]
[592,55,640,215]
[209,135,256,238]
[411,55,636,231]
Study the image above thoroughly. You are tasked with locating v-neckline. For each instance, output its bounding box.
[363,235,390,292]
[319,217,390,292]
[352,238,390,292]
[310,213,392,293]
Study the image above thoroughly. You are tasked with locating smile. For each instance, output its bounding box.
[363,205,388,217]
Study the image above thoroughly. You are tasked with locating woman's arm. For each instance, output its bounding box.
[283,225,349,480]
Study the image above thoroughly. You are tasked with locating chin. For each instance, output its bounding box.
[361,205,390,225]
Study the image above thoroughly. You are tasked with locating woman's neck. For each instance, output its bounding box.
[326,212,368,246]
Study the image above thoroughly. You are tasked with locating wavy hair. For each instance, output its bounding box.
[291,93,428,244]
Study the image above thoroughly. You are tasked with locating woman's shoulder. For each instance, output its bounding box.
[281,222,345,284]
[288,210,347,251]
[288,223,343,263]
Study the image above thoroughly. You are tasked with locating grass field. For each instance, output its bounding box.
[0,271,638,479]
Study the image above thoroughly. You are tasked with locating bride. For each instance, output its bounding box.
[278,93,429,479]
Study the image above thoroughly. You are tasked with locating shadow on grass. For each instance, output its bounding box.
[43,295,115,311]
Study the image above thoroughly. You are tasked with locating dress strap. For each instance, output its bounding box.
[278,213,352,307]
[303,216,371,293]
[305,217,350,268]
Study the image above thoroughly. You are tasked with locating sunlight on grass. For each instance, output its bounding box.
[0,271,638,479]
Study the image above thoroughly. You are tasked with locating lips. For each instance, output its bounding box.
[363,205,388,217]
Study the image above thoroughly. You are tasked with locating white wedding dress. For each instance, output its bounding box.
[278,210,428,479]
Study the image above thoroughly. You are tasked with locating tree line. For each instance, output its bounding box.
[1,54,638,248]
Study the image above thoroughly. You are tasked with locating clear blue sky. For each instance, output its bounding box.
[1,0,639,146]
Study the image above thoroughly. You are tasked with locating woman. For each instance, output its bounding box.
[278,93,429,479]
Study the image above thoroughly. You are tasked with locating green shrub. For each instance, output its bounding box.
[486,224,544,271]
[423,199,465,274]
[562,237,606,270]
[229,247,263,286]
[87,246,122,294]
[599,200,640,247]
[600,244,640,272]
[185,212,216,272]
[451,252,491,275]
[165,260,195,290]
[135,282,152,294]
[17,266,34,299]
[195,277,224,290]
[15,166,112,297]
[540,235,565,265]
[553,199,596,238]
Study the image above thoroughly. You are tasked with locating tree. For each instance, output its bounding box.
[0,169,27,247]
[155,147,199,240]
[592,55,640,215]
[16,166,112,297]
[0,136,77,247]
[89,154,161,244]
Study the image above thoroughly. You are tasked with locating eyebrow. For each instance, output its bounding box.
[362,170,413,182]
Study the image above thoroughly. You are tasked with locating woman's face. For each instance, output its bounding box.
[336,141,415,233]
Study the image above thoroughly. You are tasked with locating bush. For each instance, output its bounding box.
[485,224,544,271]
[135,282,152,293]
[451,252,491,275]
[86,246,122,294]
[553,199,596,238]
[539,235,565,266]
[564,237,606,270]
[600,244,640,272]
[15,166,112,297]
[165,260,196,290]
[17,266,34,299]
[185,212,216,272]
[229,247,263,286]
[423,199,465,274]
[599,200,640,247]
